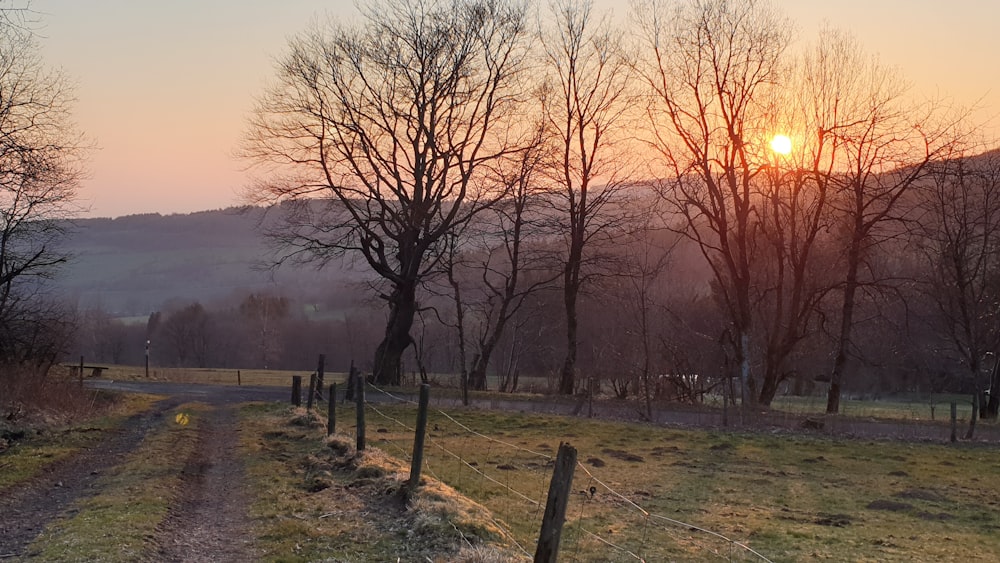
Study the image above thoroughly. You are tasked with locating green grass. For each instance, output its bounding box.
[24,403,205,562]
[344,401,1000,562]
[75,364,350,388]
[768,393,978,422]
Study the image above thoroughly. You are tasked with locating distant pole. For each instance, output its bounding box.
[307,373,317,410]
[237,370,241,386]
[587,377,594,418]
[950,402,957,443]
[345,361,356,402]
[408,384,431,493]
[79,355,84,386]
[145,340,150,378]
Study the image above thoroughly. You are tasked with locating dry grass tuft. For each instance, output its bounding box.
[242,403,527,561]
[2,367,115,431]
[287,407,324,428]
[409,480,510,543]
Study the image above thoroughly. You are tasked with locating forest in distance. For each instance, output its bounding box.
[59,146,1000,410]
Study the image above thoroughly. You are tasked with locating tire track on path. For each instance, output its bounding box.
[154,404,258,562]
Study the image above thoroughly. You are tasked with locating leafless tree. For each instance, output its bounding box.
[158,302,213,367]
[814,35,962,414]
[0,10,86,368]
[540,0,636,395]
[239,292,289,369]
[616,212,673,417]
[746,28,866,405]
[633,0,791,406]
[244,0,532,385]
[436,129,559,395]
[916,149,1000,418]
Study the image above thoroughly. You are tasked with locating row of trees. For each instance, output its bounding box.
[244,0,990,414]
[72,292,383,372]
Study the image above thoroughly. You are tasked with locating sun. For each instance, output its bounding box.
[770,134,792,155]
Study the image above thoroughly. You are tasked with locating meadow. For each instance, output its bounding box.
[338,398,1000,561]
[10,365,1000,561]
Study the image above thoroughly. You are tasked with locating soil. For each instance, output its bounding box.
[155,405,259,562]
[0,382,277,561]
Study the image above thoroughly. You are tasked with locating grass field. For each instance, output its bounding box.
[9,367,1000,561]
[71,364,346,388]
[79,363,988,428]
[336,400,1000,562]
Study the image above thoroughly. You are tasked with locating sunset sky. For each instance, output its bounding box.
[32,0,1000,218]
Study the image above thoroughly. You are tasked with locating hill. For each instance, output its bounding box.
[53,207,364,317]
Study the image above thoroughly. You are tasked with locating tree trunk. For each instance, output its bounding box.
[826,242,861,414]
[966,390,980,440]
[469,308,511,391]
[757,365,781,407]
[373,283,416,386]
[558,244,583,395]
[984,360,1000,420]
[469,353,489,391]
[558,283,579,395]
[738,329,754,407]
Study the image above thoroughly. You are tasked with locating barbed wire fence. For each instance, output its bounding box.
[342,381,774,563]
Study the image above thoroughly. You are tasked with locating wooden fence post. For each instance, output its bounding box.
[317,354,326,400]
[307,373,317,410]
[345,362,356,402]
[237,370,241,386]
[79,355,84,386]
[534,442,577,563]
[950,402,957,443]
[327,383,337,436]
[355,371,366,451]
[291,376,302,406]
[408,384,431,493]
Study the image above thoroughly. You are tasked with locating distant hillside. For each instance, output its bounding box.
[53,207,365,316]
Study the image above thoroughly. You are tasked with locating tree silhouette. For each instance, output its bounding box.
[245,0,532,385]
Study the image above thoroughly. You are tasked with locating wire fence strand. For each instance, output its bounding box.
[359,382,773,562]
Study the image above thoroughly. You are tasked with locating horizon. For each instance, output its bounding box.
[32,0,1000,219]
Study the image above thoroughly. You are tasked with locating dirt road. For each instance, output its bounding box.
[0,396,185,558]
[0,382,280,561]
[155,404,258,562]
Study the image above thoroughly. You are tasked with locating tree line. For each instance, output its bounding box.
[242,0,995,416]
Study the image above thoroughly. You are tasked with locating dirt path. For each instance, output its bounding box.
[0,396,184,558]
[154,405,259,562]
[1,388,262,562]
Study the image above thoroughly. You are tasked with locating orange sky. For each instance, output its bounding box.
[33,0,999,218]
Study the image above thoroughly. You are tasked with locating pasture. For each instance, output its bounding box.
[340,399,1000,561]
[16,365,1000,560]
